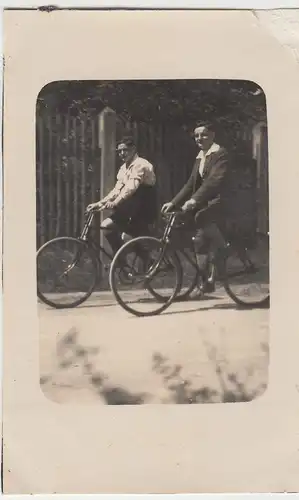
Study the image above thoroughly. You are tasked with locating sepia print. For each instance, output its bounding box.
[5,8,299,494]
[36,79,269,405]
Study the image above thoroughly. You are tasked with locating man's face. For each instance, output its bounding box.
[117,143,136,164]
[194,126,215,151]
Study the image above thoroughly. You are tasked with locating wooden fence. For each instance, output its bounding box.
[36,107,269,249]
[36,111,101,247]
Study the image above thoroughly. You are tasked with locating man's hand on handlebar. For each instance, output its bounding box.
[161,202,174,214]
[86,201,106,212]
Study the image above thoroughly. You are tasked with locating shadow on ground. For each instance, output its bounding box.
[40,326,268,404]
[151,342,268,404]
[40,327,148,404]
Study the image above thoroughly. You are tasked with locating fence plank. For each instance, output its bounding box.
[71,116,78,237]
[64,111,71,236]
[47,114,54,239]
[91,117,97,205]
[55,114,62,238]
[80,117,85,232]
[37,118,45,246]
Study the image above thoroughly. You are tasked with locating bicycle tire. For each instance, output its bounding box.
[148,250,198,302]
[175,250,199,300]
[223,232,270,308]
[109,236,182,317]
[37,236,99,309]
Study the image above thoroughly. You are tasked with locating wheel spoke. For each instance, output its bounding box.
[37,237,98,308]
[223,233,270,307]
[109,236,182,316]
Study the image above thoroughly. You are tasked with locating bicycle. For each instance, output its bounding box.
[36,208,145,309]
[109,210,270,317]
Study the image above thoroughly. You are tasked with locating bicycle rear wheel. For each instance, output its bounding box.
[174,249,199,300]
[109,236,182,317]
[223,232,270,307]
[151,249,198,302]
[37,236,99,308]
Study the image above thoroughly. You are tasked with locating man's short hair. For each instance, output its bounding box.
[117,136,136,149]
[194,120,216,133]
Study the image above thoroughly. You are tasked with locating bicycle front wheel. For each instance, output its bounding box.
[223,232,270,307]
[37,236,99,309]
[109,236,182,317]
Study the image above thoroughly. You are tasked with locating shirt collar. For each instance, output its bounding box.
[196,143,220,159]
[122,153,139,169]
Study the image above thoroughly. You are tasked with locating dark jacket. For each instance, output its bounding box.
[171,146,230,211]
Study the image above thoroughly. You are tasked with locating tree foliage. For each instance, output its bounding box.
[37,79,266,128]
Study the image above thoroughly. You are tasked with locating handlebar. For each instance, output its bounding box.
[161,210,182,215]
[84,206,103,216]
[85,206,183,219]
[160,209,183,218]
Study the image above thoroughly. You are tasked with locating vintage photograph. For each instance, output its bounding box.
[6,8,299,494]
[36,79,269,404]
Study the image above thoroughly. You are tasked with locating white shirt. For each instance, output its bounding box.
[102,154,156,205]
[116,155,155,187]
[196,143,220,177]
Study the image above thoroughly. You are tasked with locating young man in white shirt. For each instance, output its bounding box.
[87,136,157,255]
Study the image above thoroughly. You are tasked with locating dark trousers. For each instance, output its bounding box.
[188,204,227,281]
[102,217,150,255]
[102,186,156,256]
[192,204,227,254]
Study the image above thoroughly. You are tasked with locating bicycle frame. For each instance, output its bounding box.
[143,212,199,282]
[79,210,114,264]
[163,213,200,274]
[150,211,258,283]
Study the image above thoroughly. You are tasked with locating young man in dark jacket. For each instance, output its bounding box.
[162,121,229,297]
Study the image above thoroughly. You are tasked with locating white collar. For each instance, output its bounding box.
[122,153,139,169]
[196,143,220,159]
